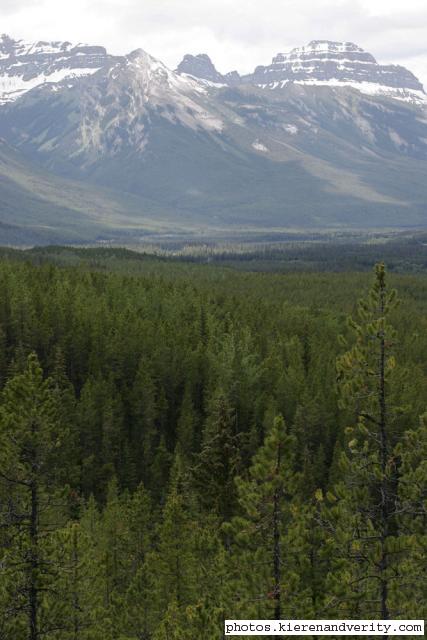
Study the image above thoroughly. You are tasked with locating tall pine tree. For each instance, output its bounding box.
[0,353,68,640]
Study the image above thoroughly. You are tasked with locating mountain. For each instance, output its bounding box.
[0,48,226,170]
[176,53,240,87]
[245,41,426,104]
[0,35,427,244]
[178,41,426,104]
[0,34,120,105]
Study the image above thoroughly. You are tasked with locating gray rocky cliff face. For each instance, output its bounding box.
[176,41,425,103]
[244,40,424,94]
[176,53,240,85]
[1,34,427,237]
[176,53,224,83]
[0,34,122,104]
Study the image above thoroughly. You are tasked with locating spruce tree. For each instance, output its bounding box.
[391,413,427,619]
[146,452,200,635]
[324,264,404,618]
[46,518,98,640]
[226,415,299,627]
[119,483,152,640]
[192,388,241,520]
[0,353,68,640]
[176,384,198,458]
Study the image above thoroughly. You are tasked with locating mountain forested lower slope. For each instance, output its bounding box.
[0,251,426,638]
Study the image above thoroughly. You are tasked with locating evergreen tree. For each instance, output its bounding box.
[119,483,152,640]
[226,415,300,626]
[0,248,426,637]
[325,264,402,618]
[176,384,198,458]
[0,353,68,640]
[146,453,200,635]
[193,388,242,520]
[391,413,427,619]
[46,518,99,640]
[129,357,158,482]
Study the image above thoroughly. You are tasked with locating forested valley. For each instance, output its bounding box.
[0,248,426,639]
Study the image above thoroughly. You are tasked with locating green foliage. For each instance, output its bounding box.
[0,353,69,638]
[226,416,309,619]
[322,264,426,620]
[0,252,425,637]
[193,388,242,520]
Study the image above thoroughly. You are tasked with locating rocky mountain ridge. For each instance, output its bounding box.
[176,53,240,87]
[2,35,425,106]
[248,41,426,103]
[1,34,427,243]
[0,33,120,104]
[178,40,426,104]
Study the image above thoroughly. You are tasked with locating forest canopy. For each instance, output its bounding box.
[0,249,425,639]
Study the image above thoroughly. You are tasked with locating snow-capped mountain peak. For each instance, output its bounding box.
[0,34,74,57]
[273,40,373,61]
[0,34,120,104]
[249,40,426,104]
[42,47,225,161]
[2,35,427,238]
[106,47,218,102]
[124,48,197,91]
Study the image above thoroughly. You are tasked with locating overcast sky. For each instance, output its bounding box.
[2,0,427,87]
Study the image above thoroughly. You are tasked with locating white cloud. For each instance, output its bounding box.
[0,0,39,15]
[1,0,427,86]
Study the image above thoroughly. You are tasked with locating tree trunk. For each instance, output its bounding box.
[273,441,282,639]
[29,479,38,640]
[378,277,389,620]
[273,489,281,621]
[72,528,80,640]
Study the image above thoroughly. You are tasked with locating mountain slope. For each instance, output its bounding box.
[0,139,207,244]
[0,36,427,241]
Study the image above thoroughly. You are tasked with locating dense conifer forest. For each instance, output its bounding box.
[0,247,426,639]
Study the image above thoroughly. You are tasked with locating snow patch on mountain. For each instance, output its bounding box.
[123,50,224,132]
[249,40,426,104]
[284,124,298,135]
[0,34,118,105]
[389,129,409,148]
[181,73,227,89]
[72,49,224,161]
[0,67,101,104]
[258,78,427,105]
[252,140,269,152]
